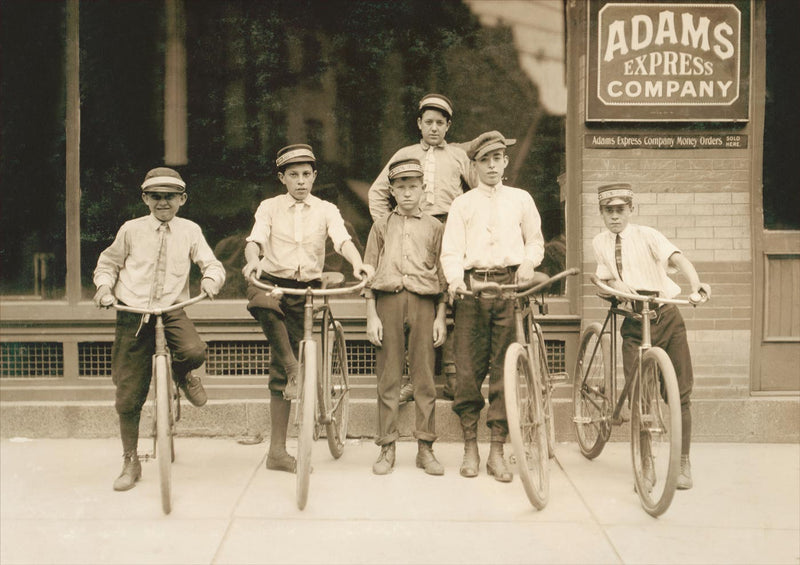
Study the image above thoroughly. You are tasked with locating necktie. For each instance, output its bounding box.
[294,202,303,279]
[150,223,168,304]
[422,145,436,205]
[615,233,624,280]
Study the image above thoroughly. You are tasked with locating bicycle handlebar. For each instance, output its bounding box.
[248,274,367,297]
[456,268,580,299]
[100,292,208,315]
[590,275,708,306]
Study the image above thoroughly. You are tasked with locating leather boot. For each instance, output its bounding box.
[677,455,693,490]
[372,442,396,475]
[416,440,444,476]
[486,441,513,483]
[266,396,296,473]
[113,451,142,491]
[460,439,480,478]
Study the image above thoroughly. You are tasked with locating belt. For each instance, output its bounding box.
[467,266,517,277]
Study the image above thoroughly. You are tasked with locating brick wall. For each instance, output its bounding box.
[579,148,753,399]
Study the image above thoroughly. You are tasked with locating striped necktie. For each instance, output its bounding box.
[150,223,168,305]
[615,233,624,280]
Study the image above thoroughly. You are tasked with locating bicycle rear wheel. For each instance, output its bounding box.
[631,347,681,517]
[322,315,350,459]
[504,343,549,510]
[530,321,556,458]
[296,340,316,511]
[573,322,612,459]
[154,355,172,515]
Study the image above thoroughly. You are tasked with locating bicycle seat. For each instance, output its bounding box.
[321,272,345,289]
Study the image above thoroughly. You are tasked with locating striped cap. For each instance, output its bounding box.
[388,158,424,181]
[597,183,634,204]
[276,144,316,168]
[141,167,186,193]
[419,93,453,118]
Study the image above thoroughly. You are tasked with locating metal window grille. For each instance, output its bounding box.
[205,341,270,376]
[78,342,113,377]
[545,340,566,373]
[346,340,375,375]
[0,342,64,378]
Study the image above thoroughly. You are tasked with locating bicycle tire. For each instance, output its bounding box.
[573,322,612,459]
[504,343,549,510]
[530,321,556,458]
[631,347,681,517]
[296,340,316,511]
[154,355,172,515]
[323,317,350,459]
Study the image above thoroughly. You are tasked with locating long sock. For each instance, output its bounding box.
[119,412,140,454]
[269,395,291,455]
[681,406,692,457]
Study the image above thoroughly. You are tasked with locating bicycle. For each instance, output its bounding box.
[573,275,707,517]
[456,267,579,510]
[249,272,366,510]
[100,292,207,515]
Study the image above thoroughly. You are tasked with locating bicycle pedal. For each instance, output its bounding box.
[549,372,570,383]
[573,416,594,424]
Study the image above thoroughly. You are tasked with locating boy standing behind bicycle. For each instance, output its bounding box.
[242,144,373,474]
[592,182,711,490]
[93,167,225,492]
[441,131,545,483]
[364,158,447,476]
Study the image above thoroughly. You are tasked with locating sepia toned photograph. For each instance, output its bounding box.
[1,1,798,563]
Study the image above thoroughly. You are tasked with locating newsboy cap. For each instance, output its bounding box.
[466,131,517,161]
[276,144,316,168]
[388,158,424,181]
[597,183,634,205]
[419,93,454,118]
[141,167,186,193]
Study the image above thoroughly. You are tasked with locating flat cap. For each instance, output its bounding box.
[466,130,517,161]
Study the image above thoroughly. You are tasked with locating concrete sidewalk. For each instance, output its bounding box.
[1,438,798,565]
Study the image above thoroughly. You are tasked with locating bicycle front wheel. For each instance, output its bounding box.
[504,343,549,510]
[296,340,316,511]
[154,355,172,515]
[631,347,682,517]
[323,316,350,459]
[573,322,612,459]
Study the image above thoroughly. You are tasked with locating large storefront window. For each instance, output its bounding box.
[0,2,66,299]
[1,1,567,303]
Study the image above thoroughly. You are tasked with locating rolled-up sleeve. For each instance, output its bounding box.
[93,224,128,289]
[521,195,545,268]
[191,225,226,287]
[245,201,271,247]
[324,202,352,254]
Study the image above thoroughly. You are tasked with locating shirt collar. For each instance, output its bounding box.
[476,181,503,195]
[282,193,316,207]
[616,224,633,239]
[420,139,447,151]
[391,207,423,219]
[147,214,170,230]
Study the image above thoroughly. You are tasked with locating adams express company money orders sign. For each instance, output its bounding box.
[586,0,750,122]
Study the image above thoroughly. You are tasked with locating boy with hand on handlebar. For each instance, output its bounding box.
[93,167,225,492]
[364,158,448,476]
[242,144,374,474]
[441,131,545,483]
[592,182,711,490]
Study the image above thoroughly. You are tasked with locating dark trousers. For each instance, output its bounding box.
[247,275,319,397]
[374,290,437,445]
[452,273,516,442]
[112,308,206,453]
[620,305,694,455]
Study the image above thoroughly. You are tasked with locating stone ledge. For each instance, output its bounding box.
[1,397,797,443]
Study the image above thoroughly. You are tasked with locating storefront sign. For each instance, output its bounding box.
[585,133,748,148]
[587,1,750,122]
